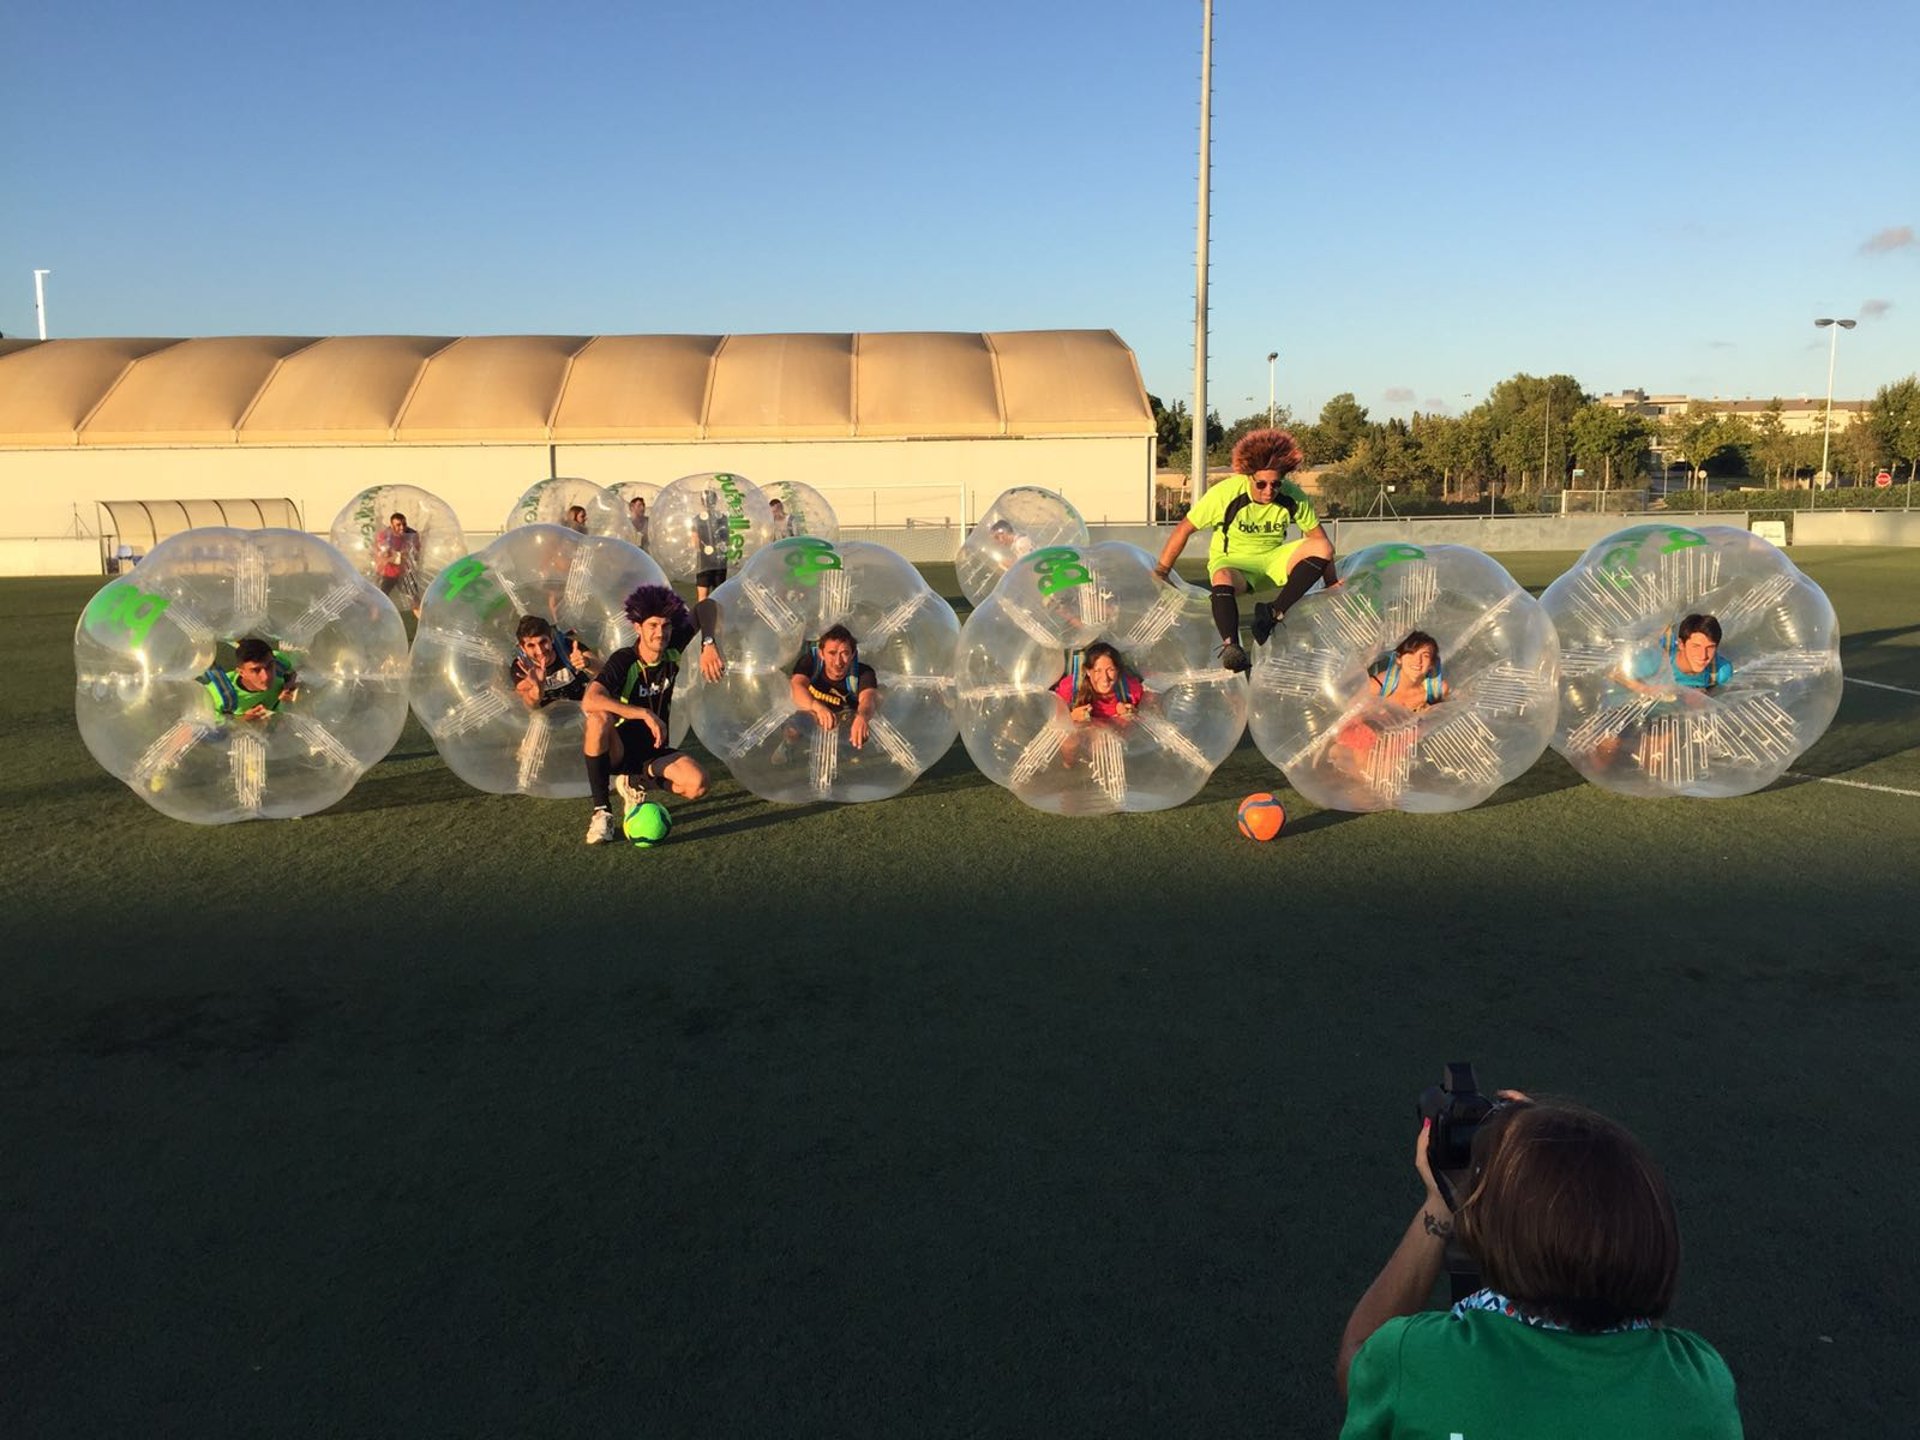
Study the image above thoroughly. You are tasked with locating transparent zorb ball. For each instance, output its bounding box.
[647,472,777,584]
[955,486,1090,606]
[74,527,410,823]
[327,483,467,606]
[765,479,839,543]
[611,481,660,552]
[502,476,624,537]
[685,538,958,803]
[410,525,665,796]
[1249,543,1559,813]
[956,541,1246,815]
[1543,523,1841,799]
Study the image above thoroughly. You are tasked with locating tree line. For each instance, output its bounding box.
[1152,374,1920,514]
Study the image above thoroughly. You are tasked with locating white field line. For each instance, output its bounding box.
[1846,676,1920,698]
[1786,772,1920,799]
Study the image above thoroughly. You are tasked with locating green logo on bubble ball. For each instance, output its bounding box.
[1598,525,1707,590]
[1029,546,1093,595]
[437,557,513,618]
[780,537,842,585]
[86,582,171,645]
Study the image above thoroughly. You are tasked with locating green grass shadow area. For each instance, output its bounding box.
[1,549,1917,1438]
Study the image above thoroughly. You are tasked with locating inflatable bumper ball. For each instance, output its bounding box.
[955,486,1091,606]
[410,525,667,796]
[327,483,466,612]
[957,541,1247,815]
[1249,543,1560,814]
[766,479,839,543]
[502,476,624,537]
[686,537,959,803]
[74,528,410,824]
[1543,523,1841,798]
[647,472,777,586]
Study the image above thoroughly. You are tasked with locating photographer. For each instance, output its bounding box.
[1335,1094,1742,1438]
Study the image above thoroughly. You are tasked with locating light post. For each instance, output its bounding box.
[1266,351,1278,428]
[1815,317,1856,489]
[32,269,51,340]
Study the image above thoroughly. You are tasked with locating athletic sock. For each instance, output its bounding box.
[586,752,612,810]
[1270,555,1331,619]
[1210,584,1241,644]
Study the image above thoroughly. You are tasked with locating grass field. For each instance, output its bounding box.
[3,547,1917,1437]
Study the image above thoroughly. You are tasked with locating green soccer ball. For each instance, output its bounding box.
[623,800,673,847]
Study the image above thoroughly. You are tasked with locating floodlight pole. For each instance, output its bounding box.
[33,269,51,340]
[1267,351,1278,429]
[1814,317,1855,488]
[1190,0,1214,507]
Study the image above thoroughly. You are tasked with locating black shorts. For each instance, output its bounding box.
[611,727,682,781]
[695,568,727,592]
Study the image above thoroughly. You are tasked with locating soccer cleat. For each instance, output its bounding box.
[1217,640,1251,674]
[613,774,647,811]
[585,808,619,845]
[1251,601,1280,647]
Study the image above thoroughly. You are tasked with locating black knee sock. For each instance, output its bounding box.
[1271,556,1331,618]
[585,752,612,809]
[1210,585,1241,644]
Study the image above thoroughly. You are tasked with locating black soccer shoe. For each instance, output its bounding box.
[1251,601,1279,647]
[1218,640,1251,674]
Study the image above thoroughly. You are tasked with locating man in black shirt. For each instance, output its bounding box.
[509,615,595,709]
[782,623,879,753]
[581,584,725,843]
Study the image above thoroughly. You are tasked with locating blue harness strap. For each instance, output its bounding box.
[1378,655,1443,703]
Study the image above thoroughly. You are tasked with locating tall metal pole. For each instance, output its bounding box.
[1191,0,1214,507]
[1542,390,1551,492]
[1814,318,1855,488]
[33,269,51,340]
[1267,351,1278,428]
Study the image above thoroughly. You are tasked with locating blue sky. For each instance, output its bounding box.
[4,0,1914,421]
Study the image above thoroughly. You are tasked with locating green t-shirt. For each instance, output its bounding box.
[1342,1308,1742,1440]
[202,650,298,716]
[1185,475,1318,558]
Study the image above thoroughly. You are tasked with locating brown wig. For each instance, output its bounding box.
[1455,1101,1681,1331]
[1230,429,1304,477]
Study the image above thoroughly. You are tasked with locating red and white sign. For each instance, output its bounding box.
[1875,470,1893,488]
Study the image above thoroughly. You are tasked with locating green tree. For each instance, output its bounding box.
[1307,392,1371,465]
[1659,404,1751,485]
[1485,373,1586,490]
[1866,376,1920,482]
[1565,403,1651,492]
[1751,399,1795,485]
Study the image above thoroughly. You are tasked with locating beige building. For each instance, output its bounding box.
[1597,388,1868,436]
[0,331,1157,560]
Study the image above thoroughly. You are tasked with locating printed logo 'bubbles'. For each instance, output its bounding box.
[74,528,410,823]
[957,541,1247,815]
[410,525,667,797]
[686,538,959,804]
[955,486,1090,606]
[1249,544,1560,813]
[1542,524,1841,799]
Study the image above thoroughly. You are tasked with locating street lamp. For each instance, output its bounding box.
[1266,351,1278,428]
[1815,317,1856,488]
[32,269,50,340]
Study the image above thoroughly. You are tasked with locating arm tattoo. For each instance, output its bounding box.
[1422,1211,1455,1240]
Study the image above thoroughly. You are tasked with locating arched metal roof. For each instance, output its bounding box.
[0,330,1153,446]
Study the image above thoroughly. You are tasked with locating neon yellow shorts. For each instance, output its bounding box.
[1206,539,1303,589]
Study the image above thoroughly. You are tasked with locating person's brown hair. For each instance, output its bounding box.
[1455,1101,1681,1330]
[1230,428,1304,477]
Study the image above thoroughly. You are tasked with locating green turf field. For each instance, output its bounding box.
[3,547,1916,1437]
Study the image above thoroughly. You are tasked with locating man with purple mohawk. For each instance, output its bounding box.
[580,584,726,844]
[1152,428,1337,674]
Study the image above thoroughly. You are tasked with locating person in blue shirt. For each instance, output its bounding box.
[1620,613,1732,695]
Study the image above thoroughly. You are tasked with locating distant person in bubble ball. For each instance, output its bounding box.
[564,504,590,535]
[1051,641,1144,767]
[580,585,725,844]
[373,512,422,611]
[768,497,797,539]
[627,495,650,549]
[1335,1094,1742,1439]
[1153,428,1337,674]
[989,518,1034,571]
[774,624,879,762]
[693,490,731,602]
[509,615,596,710]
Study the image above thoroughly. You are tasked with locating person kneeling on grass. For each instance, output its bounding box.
[776,624,878,761]
[580,585,725,844]
[1152,427,1337,674]
[510,615,596,710]
[1335,1094,1742,1440]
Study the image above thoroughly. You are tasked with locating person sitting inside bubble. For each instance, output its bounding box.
[1620,613,1732,699]
[989,518,1034,569]
[1333,631,1449,765]
[564,504,590,535]
[1051,641,1145,767]
[1152,428,1338,675]
[581,585,725,844]
[627,495,649,548]
[769,498,797,539]
[776,625,879,761]
[509,615,596,711]
[203,637,299,721]
[373,512,422,611]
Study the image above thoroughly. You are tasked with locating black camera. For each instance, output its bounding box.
[1417,1061,1505,1185]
